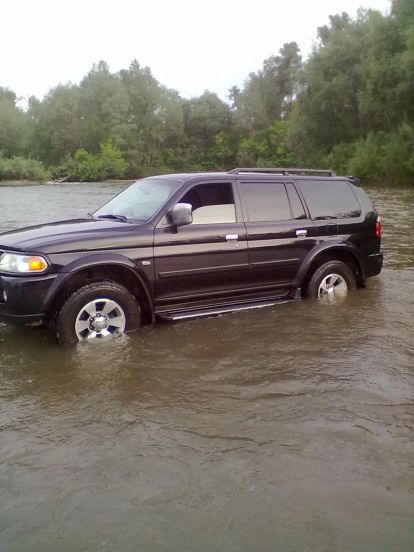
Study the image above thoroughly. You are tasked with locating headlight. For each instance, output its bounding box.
[0,253,49,273]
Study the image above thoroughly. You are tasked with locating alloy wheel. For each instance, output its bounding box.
[317,273,349,303]
[74,298,126,341]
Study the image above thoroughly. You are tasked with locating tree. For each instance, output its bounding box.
[0,87,27,157]
[289,6,414,166]
[79,60,128,153]
[182,92,232,167]
[27,84,83,164]
[233,42,302,133]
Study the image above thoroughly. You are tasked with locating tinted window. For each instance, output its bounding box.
[240,182,292,222]
[298,180,361,220]
[286,183,306,219]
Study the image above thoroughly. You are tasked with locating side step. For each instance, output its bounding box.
[157,295,299,322]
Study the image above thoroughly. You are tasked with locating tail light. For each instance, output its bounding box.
[376,215,381,238]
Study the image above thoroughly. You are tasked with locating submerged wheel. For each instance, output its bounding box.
[55,281,141,345]
[306,260,356,304]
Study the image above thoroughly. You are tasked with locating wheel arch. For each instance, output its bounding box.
[45,260,154,326]
[295,243,365,293]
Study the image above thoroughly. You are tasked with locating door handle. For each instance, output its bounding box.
[296,229,307,237]
[226,234,238,241]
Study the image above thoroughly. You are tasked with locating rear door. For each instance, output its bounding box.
[238,180,316,290]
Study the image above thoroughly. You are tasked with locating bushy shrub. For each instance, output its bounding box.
[49,157,76,180]
[0,156,50,182]
[320,124,414,183]
[98,142,129,179]
[67,142,128,182]
[323,142,357,175]
[381,124,414,182]
[347,134,385,181]
[236,122,297,168]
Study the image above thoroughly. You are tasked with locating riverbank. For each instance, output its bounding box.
[0,180,52,187]
[0,179,136,187]
[1,177,413,188]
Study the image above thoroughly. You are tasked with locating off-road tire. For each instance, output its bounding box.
[54,280,141,345]
[306,260,356,301]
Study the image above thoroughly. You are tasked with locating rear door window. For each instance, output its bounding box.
[297,180,361,220]
[240,182,292,222]
[286,182,306,219]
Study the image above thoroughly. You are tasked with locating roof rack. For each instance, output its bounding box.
[228,167,337,177]
[346,175,362,185]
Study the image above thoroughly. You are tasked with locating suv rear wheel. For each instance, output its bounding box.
[54,281,141,345]
[306,260,356,304]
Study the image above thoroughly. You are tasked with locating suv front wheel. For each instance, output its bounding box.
[306,260,356,304]
[54,281,141,345]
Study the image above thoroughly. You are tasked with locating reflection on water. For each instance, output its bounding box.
[0,182,413,551]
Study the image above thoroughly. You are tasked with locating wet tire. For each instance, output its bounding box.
[306,260,356,303]
[54,281,141,345]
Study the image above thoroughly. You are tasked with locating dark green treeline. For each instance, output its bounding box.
[0,0,413,183]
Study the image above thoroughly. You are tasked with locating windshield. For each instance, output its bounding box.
[94,178,181,222]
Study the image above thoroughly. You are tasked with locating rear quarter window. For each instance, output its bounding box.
[297,180,362,220]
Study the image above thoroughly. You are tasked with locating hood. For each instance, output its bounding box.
[0,218,153,254]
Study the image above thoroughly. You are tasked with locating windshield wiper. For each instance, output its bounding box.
[97,213,128,223]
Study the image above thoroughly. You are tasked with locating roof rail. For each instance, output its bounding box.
[228,167,337,177]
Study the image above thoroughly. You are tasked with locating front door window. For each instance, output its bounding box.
[180,183,236,224]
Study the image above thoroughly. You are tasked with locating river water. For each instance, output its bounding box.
[0,182,413,551]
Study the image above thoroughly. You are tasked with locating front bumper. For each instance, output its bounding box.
[0,273,57,325]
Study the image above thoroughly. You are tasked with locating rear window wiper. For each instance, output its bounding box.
[97,213,128,223]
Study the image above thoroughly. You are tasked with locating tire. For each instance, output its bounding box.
[54,280,141,345]
[306,260,356,303]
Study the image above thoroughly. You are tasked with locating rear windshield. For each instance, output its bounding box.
[297,180,362,220]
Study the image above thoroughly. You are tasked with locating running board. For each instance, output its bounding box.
[157,296,297,322]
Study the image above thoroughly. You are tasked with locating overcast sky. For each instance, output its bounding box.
[1,0,391,102]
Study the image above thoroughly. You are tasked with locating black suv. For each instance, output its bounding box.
[0,168,382,344]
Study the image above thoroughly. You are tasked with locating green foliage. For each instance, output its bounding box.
[289,4,414,177]
[346,135,385,180]
[236,121,296,167]
[323,142,357,175]
[323,124,414,183]
[0,157,50,182]
[209,132,237,169]
[0,87,28,158]
[233,43,301,133]
[67,142,128,182]
[1,4,414,184]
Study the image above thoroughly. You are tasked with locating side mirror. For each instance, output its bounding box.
[171,203,193,227]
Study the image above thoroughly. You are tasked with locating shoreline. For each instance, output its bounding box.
[0,179,136,187]
[1,178,412,187]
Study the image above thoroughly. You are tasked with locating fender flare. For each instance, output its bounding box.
[43,253,154,314]
[293,241,364,288]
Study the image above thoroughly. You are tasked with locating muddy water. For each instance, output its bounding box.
[0,182,413,551]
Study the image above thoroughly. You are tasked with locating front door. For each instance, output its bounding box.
[154,181,249,307]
